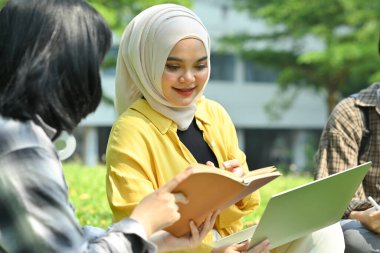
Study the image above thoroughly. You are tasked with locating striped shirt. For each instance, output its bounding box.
[0,115,156,253]
[314,83,380,218]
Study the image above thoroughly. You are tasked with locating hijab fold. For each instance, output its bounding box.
[115,4,210,130]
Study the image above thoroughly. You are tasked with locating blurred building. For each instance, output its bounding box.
[76,0,328,173]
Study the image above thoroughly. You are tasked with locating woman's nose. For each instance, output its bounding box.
[179,70,195,84]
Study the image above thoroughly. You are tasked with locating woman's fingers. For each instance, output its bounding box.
[246,239,271,253]
[223,159,244,177]
[206,161,215,167]
[173,192,188,204]
[160,166,193,192]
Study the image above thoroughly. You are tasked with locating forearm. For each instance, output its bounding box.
[348,208,380,234]
[150,231,172,253]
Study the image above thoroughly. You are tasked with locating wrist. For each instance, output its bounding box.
[349,210,367,223]
[150,231,171,253]
[130,213,152,238]
[348,210,358,220]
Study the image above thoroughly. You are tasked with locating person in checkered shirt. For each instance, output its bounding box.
[315,81,380,251]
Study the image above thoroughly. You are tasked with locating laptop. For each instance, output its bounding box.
[211,162,372,250]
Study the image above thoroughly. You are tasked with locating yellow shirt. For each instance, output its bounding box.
[106,98,260,253]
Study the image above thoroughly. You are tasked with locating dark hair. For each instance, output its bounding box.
[0,0,112,135]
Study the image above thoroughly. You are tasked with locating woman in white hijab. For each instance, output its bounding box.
[106,3,344,253]
[114,3,210,130]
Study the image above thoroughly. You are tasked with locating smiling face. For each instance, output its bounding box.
[161,38,209,107]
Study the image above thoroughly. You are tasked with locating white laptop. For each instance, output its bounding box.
[211,162,372,250]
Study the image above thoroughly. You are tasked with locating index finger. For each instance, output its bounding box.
[160,166,194,192]
[174,192,188,204]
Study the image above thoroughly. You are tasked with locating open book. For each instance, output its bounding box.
[164,164,281,237]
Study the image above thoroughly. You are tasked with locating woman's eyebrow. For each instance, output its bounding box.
[196,56,208,62]
[166,56,208,62]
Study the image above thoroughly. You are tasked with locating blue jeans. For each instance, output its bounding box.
[341,219,380,253]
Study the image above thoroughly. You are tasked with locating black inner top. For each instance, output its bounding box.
[177,119,218,165]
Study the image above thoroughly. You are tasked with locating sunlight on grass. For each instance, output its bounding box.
[63,162,112,229]
[63,163,312,229]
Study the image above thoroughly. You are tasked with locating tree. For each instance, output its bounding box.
[224,0,380,113]
[0,1,191,34]
[88,0,192,69]
[88,0,191,34]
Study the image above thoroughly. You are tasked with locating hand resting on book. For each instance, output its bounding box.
[207,159,245,177]
[222,159,245,177]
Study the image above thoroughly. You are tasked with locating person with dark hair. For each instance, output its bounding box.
[0,0,217,252]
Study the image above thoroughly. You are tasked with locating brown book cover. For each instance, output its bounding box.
[164,164,281,237]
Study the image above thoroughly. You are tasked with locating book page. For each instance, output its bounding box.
[244,166,277,177]
[242,168,280,184]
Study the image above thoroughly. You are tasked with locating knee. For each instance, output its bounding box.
[343,227,375,253]
[311,223,345,252]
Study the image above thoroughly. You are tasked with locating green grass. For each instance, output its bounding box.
[63,163,112,228]
[63,163,312,229]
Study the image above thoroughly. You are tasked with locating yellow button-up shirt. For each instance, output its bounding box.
[106,98,260,253]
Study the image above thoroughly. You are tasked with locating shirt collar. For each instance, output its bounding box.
[353,83,380,115]
[34,115,57,140]
[354,83,379,107]
[130,99,173,134]
[194,97,212,125]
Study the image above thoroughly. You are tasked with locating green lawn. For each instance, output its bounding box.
[63,163,112,228]
[63,163,312,229]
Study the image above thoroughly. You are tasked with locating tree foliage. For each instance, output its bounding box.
[90,0,191,70]
[226,0,380,112]
[88,0,191,34]
[0,0,191,34]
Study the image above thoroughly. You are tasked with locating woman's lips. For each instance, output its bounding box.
[173,87,196,96]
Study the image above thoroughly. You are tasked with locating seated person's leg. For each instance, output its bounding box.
[271,222,345,253]
[341,219,380,253]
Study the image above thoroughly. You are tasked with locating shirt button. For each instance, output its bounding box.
[211,141,216,147]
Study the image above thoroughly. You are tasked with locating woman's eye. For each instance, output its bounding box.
[195,64,207,71]
[165,64,180,71]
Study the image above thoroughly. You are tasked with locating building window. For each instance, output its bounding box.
[244,60,278,83]
[210,53,235,81]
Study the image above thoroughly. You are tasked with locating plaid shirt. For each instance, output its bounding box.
[0,116,156,253]
[314,83,380,218]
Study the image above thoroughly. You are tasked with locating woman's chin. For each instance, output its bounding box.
[168,97,197,107]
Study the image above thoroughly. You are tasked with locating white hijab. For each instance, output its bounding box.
[114,4,211,130]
